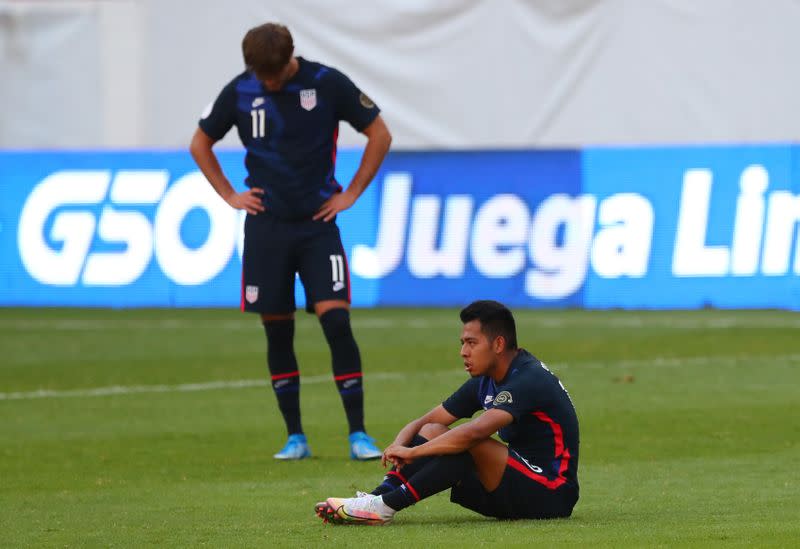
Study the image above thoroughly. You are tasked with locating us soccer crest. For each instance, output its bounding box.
[245,285,259,304]
[300,89,317,111]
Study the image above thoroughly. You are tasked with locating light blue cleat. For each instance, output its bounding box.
[349,431,382,461]
[274,433,311,460]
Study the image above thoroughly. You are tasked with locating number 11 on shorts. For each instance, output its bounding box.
[329,254,345,292]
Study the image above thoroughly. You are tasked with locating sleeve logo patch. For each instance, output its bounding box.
[359,93,375,109]
[493,391,513,405]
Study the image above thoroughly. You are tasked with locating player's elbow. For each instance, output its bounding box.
[461,422,492,447]
[381,126,392,151]
[189,129,214,159]
[365,117,392,151]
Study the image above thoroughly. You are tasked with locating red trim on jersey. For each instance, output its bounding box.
[342,251,352,303]
[240,270,245,312]
[505,411,572,490]
[387,470,407,484]
[331,127,339,166]
[533,411,564,456]
[507,454,569,490]
[270,371,300,381]
[334,372,362,381]
[404,482,420,501]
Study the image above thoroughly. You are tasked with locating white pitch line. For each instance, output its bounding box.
[0,372,405,401]
[3,353,799,402]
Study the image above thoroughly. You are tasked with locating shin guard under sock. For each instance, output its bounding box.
[264,320,302,435]
[319,308,365,433]
[382,452,474,511]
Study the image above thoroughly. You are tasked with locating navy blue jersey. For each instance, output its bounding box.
[442,350,579,489]
[199,57,380,220]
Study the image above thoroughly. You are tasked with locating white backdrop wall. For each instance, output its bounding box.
[2,0,799,149]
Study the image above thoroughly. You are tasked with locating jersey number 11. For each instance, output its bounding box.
[251,109,266,138]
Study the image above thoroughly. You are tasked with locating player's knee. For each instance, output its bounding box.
[419,423,449,440]
[319,307,353,340]
[261,312,294,323]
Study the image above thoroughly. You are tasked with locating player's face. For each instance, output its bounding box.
[460,320,497,377]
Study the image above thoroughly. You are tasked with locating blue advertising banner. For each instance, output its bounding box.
[1,146,798,309]
[350,151,583,307]
[582,145,800,310]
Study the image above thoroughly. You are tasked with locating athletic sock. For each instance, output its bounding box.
[370,435,431,495]
[319,308,365,434]
[381,452,474,512]
[264,319,302,435]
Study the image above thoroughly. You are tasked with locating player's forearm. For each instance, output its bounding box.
[190,131,237,203]
[345,124,391,200]
[410,424,484,458]
[392,417,427,446]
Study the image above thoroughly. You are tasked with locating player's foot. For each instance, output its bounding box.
[315,495,395,525]
[349,431,382,460]
[273,433,311,460]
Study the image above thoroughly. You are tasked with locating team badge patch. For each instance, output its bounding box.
[359,92,375,109]
[245,285,259,304]
[493,391,513,405]
[300,89,317,111]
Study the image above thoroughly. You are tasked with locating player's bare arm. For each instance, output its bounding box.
[313,115,392,222]
[189,127,265,215]
[384,408,512,467]
[380,404,457,467]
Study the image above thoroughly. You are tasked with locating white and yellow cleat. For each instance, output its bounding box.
[315,494,395,525]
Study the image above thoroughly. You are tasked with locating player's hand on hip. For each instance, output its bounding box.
[313,190,356,222]
[227,187,265,215]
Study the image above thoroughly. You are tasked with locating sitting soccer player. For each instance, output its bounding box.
[315,300,580,525]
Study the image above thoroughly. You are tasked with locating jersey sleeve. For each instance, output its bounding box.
[490,374,538,422]
[327,68,380,132]
[442,378,482,419]
[198,78,237,141]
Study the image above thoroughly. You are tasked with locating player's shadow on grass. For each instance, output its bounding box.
[395,513,579,526]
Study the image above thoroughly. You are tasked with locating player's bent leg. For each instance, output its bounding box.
[370,434,432,495]
[418,422,450,440]
[418,423,508,491]
[465,437,509,492]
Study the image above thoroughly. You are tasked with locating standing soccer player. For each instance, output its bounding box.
[190,22,391,460]
[316,300,580,523]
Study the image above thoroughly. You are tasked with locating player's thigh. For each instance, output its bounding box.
[468,438,509,492]
[500,464,579,519]
[297,222,351,309]
[452,460,576,520]
[241,214,297,314]
[417,423,508,492]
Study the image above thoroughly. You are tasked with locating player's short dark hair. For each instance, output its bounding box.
[460,300,518,350]
[242,23,294,78]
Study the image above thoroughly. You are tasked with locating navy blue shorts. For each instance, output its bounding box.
[240,212,351,314]
[450,450,578,520]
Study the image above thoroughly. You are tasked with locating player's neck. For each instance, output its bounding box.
[286,57,300,80]
[488,350,518,382]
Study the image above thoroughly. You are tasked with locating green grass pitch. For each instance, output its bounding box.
[1,307,798,546]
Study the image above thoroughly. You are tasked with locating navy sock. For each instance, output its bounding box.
[370,435,430,495]
[264,320,302,435]
[319,309,364,434]
[382,452,474,512]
